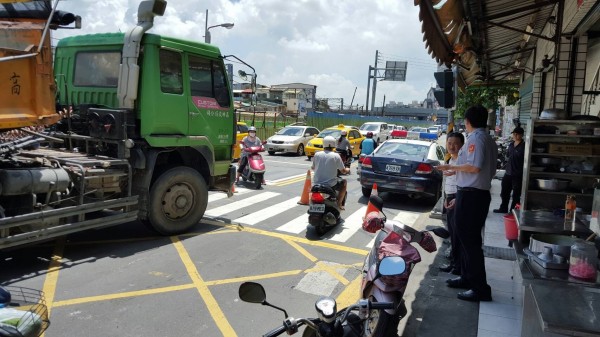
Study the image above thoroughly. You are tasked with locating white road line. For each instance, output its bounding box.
[277,213,309,234]
[266,173,310,184]
[263,159,312,167]
[392,210,420,225]
[235,197,301,225]
[208,187,251,203]
[205,192,279,217]
[328,206,367,242]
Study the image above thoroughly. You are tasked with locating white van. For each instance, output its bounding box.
[358,122,391,143]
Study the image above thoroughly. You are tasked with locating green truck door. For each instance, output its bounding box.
[187,55,233,160]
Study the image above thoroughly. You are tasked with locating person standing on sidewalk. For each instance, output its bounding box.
[436,105,498,302]
[439,132,465,276]
[493,126,525,213]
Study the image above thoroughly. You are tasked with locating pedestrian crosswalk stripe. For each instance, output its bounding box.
[205,192,279,217]
[208,187,251,203]
[235,197,301,225]
[277,214,309,234]
[328,206,367,242]
[392,211,420,225]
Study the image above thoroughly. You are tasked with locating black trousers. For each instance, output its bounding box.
[445,194,460,272]
[500,174,522,210]
[455,188,492,296]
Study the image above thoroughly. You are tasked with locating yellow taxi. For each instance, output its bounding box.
[305,124,365,160]
[233,122,248,161]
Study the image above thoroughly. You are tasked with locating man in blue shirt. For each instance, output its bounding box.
[359,131,378,155]
[436,105,497,302]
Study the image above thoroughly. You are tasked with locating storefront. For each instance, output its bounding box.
[415,1,600,335]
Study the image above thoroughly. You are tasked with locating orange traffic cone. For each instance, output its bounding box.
[231,182,236,193]
[298,169,312,205]
[364,183,379,217]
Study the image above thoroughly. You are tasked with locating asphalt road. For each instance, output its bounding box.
[0,150,445,337]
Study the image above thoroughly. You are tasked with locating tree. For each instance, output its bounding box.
[455,83,519,118]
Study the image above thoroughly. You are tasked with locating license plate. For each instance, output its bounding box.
[309,204,325,213]
[385,164,402,173]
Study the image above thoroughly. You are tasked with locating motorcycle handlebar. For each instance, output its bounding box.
[263,325,287,337]
[370,301,395,309]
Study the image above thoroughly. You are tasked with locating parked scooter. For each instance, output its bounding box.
[360,195,449,337]
[239,141,266,189]
[239,280,398,337]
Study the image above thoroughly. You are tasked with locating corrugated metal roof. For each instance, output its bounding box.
[416,0,560,86]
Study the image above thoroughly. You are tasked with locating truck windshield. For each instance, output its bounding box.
[73,51,120,87]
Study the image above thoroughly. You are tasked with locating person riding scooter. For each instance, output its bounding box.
[312,136,349,210]
[335,130,352,169]
[359,131,378,156]
[236,126,262,184]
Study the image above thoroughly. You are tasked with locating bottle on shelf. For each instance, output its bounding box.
[565,195,577,229]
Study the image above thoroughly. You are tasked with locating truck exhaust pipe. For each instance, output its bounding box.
[117,0,167,109]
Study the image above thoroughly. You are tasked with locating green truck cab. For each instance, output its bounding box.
[0,0,239,249]
[51,0,236,235]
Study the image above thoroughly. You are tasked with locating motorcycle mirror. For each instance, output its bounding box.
[379,256,406,276]
[369,195,384,211]
[239,282,266,304]
[431,227,450,239]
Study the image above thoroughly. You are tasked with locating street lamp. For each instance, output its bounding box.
[204,10,234,44]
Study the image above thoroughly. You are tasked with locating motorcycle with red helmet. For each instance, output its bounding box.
[360,195,449,337]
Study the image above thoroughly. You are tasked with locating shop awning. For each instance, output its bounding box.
[415,0,561,87]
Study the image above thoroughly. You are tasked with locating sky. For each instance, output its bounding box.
[53,0,439,109]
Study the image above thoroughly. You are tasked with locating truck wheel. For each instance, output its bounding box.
[148,167,208,235]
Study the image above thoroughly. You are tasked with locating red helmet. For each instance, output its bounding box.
[363,211,385,233]
[366,132,373,138]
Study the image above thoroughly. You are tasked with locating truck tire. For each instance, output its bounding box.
[148,167,208,235]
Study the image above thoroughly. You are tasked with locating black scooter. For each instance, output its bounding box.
[307,184,345,235]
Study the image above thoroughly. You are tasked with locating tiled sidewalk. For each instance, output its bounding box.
[478,175,523,337]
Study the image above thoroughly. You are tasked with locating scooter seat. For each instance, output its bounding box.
[310,184,336,195]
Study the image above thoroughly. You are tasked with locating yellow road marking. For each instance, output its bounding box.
[171,236,236,336]
[284,239,318,262]
[202,220,369,256]
[335,274,363,309]
[272,176,309,186]
[53,284,196,307]
[305,262,349,285]
[204,270,303,286]
[40,237,65,337]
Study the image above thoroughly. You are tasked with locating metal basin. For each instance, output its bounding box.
[529,234,580,259]
[540,108,567,120]
[535,157,561,167]
[535,178,571,191]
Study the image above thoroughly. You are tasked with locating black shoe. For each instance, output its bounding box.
[493,208,508,213]
[446,277,470,289]
[439,264,454,272]
[457,289,492,302]
[450,268,461,276]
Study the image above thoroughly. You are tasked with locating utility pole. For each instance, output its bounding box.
[381,95,386,116]
[204,10,208,42]
[371,50,379,112]
[350,87,357,108]
[365,66,372,115]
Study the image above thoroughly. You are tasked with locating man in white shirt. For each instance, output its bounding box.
[312,136,350,210]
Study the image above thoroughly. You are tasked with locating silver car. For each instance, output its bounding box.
[265,125,320,156]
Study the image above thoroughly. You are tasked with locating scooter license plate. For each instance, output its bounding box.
[309,204,325,213]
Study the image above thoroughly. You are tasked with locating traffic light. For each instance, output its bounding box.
[434,70,455,108]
